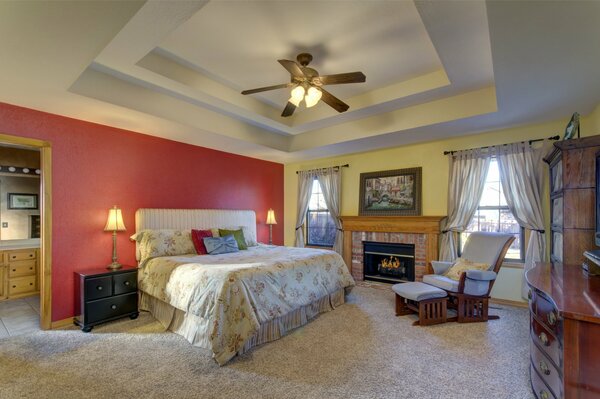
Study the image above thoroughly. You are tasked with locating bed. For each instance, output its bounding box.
[134,209,355,365]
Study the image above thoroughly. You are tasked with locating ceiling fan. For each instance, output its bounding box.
[241,53,366,117]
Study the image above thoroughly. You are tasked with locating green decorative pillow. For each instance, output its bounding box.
[218,228,247,250]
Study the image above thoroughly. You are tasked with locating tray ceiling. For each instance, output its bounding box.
[0,1,599,163]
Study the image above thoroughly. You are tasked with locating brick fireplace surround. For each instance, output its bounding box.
[340,216,445,282]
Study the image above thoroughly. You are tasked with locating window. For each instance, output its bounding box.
[306,179,336,247]
[460,158,524,261]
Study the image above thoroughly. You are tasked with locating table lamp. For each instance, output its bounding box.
[266,209,277,245]
[104,205,126,269]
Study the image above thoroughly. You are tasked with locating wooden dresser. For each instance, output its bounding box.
[526,263,600,399]
[0,247,39,300]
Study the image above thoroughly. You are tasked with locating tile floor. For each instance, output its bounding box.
[0,295,40,339]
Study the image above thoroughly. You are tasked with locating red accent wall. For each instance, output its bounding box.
[0,102,284,321]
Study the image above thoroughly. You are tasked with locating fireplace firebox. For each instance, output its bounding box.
[363,241,415,283]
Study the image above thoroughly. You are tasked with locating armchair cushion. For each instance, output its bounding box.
[461,232,515,268]
[443,258,490,281]
[431,261,453,275]
[422,274,460,293]
[465,270,497,281]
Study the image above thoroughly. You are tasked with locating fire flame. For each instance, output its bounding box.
[381,256,401,269]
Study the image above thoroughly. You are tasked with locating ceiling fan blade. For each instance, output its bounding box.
[281,102,296,117]
[241,83,293,95]
[319,88,349,113]
[317,72,366,85]
[278,59,305,78]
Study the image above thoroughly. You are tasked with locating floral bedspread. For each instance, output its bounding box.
[138,245,355,365]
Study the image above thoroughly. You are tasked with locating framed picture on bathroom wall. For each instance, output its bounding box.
[8,193,38,210]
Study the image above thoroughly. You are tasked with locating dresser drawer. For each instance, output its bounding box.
[532,290,562,337]
[8,260,36,278]
[531,363,557,399]
[113,271,137,295]
[7,250,36,262]
[84,276,112,300]
[85,293,137,324]
[531,316,562,368]
[8,275,36,296]
[531,340,562,398]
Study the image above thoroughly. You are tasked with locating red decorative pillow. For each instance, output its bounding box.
[191,229,214,255]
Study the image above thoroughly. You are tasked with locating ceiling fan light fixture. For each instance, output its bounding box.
[305,87,322,108]
[289,86,305,106]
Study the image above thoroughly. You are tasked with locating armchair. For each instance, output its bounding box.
[424,232,515,323]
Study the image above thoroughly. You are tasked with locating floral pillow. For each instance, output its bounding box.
[134,229,195,263]
[444,258,490,281]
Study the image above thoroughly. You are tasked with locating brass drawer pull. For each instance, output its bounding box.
[111,304,117,310]
[547,311,557,326]
[12,269,15,272]
[29,254,33,257]
[539,360,550,375]
[12,285,16,288]
[540,390,549,399]
[538,332,549,346]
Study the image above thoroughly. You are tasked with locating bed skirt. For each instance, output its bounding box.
[139,288,348,362]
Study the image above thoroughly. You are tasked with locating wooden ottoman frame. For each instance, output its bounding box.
[395,294,448,326]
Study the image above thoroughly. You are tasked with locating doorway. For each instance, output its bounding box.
[0,133,51,332]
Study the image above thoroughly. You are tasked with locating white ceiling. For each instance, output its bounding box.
[0,1,599,163]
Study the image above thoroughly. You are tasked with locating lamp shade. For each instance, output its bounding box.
[104,206,126,231]
[266,209,277,225]
[289,86,305,106]
[305,87,322,108]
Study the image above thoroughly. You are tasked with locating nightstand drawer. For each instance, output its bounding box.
[8,275,36,296]
[113,271,137,295]
[8,250,36,261]
[85,276,112,300]
[8,260,36,278]
[86,293,137,324]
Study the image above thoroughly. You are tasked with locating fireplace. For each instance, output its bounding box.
[363,241,415,284]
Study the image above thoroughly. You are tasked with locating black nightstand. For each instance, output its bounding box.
[74,265,139,332]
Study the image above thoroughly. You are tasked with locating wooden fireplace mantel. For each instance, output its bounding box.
[340,216,446,277]
[340,216,445,234]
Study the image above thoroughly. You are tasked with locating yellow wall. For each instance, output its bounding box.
[284,105,600,302]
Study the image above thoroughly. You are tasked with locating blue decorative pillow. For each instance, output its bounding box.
[203,235,239,255]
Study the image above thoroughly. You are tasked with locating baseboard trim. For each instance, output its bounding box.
[490,297,528,308]
[51,317,74,329]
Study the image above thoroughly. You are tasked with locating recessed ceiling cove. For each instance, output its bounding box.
[1,1,599,163]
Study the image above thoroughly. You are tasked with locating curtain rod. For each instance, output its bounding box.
[296,164,349,174]
[443,135,560,156]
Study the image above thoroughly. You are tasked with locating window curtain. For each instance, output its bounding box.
[317,167,343,254]
[294,170,315,247]
[493,141,550,299]
[440,149,491,261]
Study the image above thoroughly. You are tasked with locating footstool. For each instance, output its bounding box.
[392,282,448,326]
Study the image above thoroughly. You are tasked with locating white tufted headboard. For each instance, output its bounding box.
[134,208,257,261]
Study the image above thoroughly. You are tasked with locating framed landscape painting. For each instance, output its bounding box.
[358,167,422,216]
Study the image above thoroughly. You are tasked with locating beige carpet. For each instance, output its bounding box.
[0,286,533,399]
